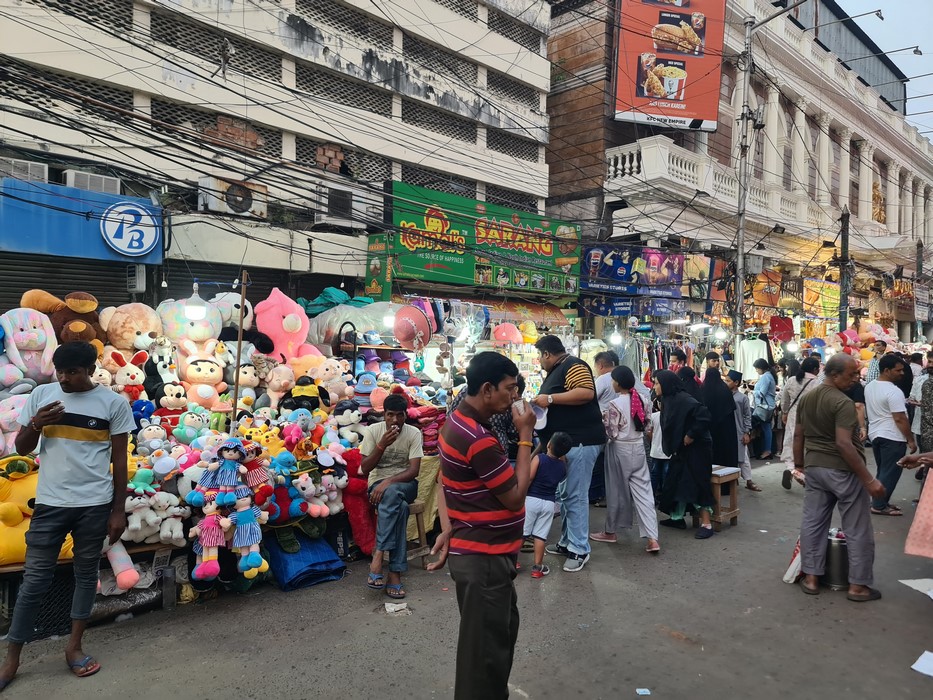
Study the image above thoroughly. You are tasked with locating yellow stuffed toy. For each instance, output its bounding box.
[0,459,74,566]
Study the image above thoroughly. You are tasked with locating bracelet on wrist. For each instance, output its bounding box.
[517,441,533,448]
[30,420,41,432]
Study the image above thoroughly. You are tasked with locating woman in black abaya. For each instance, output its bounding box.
[654,370,717,539]
[699,368,738,469]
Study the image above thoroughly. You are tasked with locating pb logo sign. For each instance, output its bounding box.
[100,203,161,257]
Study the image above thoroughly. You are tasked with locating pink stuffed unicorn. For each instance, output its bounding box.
[254,288,321,364]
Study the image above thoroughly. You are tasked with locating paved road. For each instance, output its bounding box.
[7,461,932,699]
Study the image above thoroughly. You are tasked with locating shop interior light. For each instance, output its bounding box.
[667,318,690,325]
[714,328,728,340]
[383,314,396,329]
[184,282,207,321]
[689,322,711,332]
[787,341,800,352]
[457,326,470,342]
[609,330,623,345]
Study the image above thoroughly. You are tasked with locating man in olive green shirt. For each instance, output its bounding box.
[794,354,886,602]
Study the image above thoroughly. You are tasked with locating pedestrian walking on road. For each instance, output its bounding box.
[699,367,738,470]
[532,335,605,573]
[794,353,886,602]
[752,358,777,459]
[780,357,820,489]
[430,351,536,700]
[589,350,620,507]
[654,370,717,538]
[590,366,660,553]
[724,370,759,491]
[866,354,917,516]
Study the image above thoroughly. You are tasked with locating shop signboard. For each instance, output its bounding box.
[613,0,727,131]
[580,245,684,297]
[683,254,711,300]
[914,284,929,324]
[750,270,782,308]
[802,279,840,318]
[376,182,581,294]
[580,295,688,317]
[364,233,392,301]
[0,177,163,264]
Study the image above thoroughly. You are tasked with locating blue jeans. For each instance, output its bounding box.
[370,479,418,573]
[557,444,602,556]
[870,437,907,510]
[8,503,111,644]
[588,448,606,502]
[649,458,669,496]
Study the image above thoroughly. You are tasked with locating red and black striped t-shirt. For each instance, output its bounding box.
[439,400,524,556]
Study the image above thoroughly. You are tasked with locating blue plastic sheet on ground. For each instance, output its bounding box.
[264,530,347,591]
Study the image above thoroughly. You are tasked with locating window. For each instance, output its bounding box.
[487,129,539,162]
[295,0,395,52]
[486,184,537,213]
[401,164,475,198]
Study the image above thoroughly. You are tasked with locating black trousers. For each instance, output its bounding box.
[448,554,519,700]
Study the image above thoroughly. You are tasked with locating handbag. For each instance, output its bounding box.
[753,405,774,424]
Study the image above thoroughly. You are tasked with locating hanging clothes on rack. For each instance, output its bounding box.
[736,335,770,381]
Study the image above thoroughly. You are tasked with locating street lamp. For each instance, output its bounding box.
[841,46,922,64]
[803,9,882,31]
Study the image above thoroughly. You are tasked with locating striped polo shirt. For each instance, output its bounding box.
[439,399,524,556]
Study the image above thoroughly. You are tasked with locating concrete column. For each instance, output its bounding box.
[792,98,808,193]
[858,142,874,221]
[838,127,852,209]
[816,113,832,205]
[925,185,933,246]
[763,85,780,185]
[886,160,901,235]
[911,177,921,239]
[695,131,709,155]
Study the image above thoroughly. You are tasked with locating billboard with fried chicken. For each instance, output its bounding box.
[614,0,727,131]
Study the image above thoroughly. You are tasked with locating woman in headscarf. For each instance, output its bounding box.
[699,368,738,470]
[590,366,660,553]
[654,370,717,539]
[677,366,701,400]
[779,356,820,488]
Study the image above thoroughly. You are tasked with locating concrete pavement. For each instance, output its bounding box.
[6,460,932,699]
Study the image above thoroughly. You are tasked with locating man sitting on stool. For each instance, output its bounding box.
[361,393,423,599]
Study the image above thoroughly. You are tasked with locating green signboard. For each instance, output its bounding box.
[366,182,581,297]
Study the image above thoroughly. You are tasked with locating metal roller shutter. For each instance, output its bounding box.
[0,252,134,312]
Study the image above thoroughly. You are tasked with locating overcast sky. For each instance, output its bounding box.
[837,0,933,134]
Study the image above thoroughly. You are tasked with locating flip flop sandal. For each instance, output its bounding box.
[847,587,882,602]
[870,507,903,516]
[799,579,820,596]
[67,655,101,678]
[385,584,406,599]
[745,483,763,492]
[366,573,386,590]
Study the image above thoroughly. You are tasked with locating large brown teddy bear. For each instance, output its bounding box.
[99,303,163,374]
[20,289,107,359]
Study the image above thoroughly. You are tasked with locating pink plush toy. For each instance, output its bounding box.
[100,538,140,592]
[180,340,228,410]
[0,395,28,457]
[254,288,321,363]
[0,308,58,387]
[291,473,330,518]
[189,495,225,581]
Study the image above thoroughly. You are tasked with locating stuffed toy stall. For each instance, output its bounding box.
[0,285,457,618]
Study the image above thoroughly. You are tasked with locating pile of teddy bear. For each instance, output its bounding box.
[0,285,448,587]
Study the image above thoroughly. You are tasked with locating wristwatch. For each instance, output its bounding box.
[546,394,553,405]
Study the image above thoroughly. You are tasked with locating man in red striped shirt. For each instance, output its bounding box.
[430,351,536,700]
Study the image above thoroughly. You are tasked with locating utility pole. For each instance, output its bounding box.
[734,0,809,346]
[839,205,850,331]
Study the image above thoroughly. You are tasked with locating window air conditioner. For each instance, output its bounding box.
[63,169,122,194]
[0,157,48,182]
[198,176,268,218]
[127,264,147,293]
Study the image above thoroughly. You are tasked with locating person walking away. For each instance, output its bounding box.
[360,393,423,599]
[780,357,820,489]
[725,370,758,491]
[864,341,886,385]
[523,432,570,578]
[865,354,916,516]
[794,353,886,601]
[653,370,717,539]
[699,367,738,471]
[752,358,777,459]
[533,335,605,572]
[0,341,135,690]
[429,351,536,700]
[648,397,670,499]
[590,366,660,553]
[908,363,930,449]
[589,350,619,507]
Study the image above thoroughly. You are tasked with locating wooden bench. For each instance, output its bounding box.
[381,499,431,569]
[692,467,741,532]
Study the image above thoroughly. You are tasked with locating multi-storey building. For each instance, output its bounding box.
[0,0,551,307]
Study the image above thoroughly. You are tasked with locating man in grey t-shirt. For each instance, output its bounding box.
[1,342,135,689]
[590,351,619,506]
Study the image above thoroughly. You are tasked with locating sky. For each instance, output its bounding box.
[837,0,933,134]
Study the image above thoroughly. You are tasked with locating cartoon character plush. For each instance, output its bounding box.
[111,350,149,402]
[20,289,106,351]
[235,363,262,404]
[332,399,366,446]
[173,409,209,444]
[99,303,162,375]
[319,472,346,515]
[179,340,229,410]
[0,395,29,457]
[156,297,223,374]
[0,308,58,387]
[254,287,322,363]
[92,366,113,388]
[122,494,161,543]
[0,467,74,565]
[268,450,298,483]
[258,481,309,525]
[254,365,295,411]
[280,375,330,415]
[291,473,331,518]
[143,335,179,399]
[152,382,188,428]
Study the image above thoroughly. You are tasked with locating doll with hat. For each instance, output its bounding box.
[220,486,270,578]
[212,437,248,507]
[189,493,226,581]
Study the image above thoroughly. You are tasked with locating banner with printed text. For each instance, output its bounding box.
[580,244,684,297]
[614,0,727,131]
[802,279,840,319]
[371,182,581,295]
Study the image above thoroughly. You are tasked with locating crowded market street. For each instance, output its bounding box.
[5,459,930,700]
